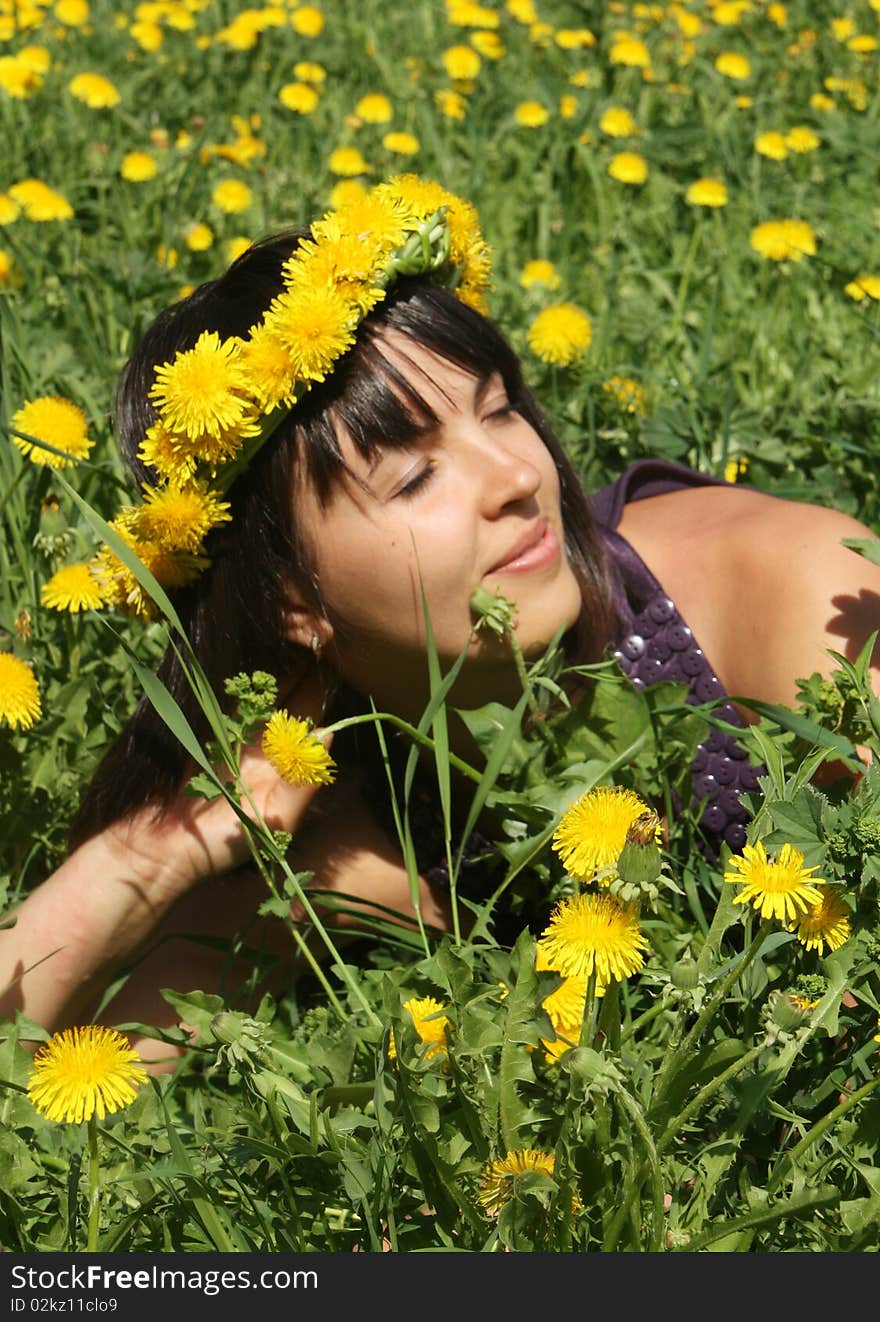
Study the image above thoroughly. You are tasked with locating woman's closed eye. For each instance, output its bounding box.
[395,459,437,500]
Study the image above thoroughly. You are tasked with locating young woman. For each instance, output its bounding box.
[3,179,879,1063]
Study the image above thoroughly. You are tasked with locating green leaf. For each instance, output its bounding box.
[498,929,541,1152]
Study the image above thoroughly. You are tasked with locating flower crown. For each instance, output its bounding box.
[56,175,491,620]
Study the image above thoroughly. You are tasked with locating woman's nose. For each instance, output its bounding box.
[478,438,542,514]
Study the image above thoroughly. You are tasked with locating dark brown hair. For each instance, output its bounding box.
[69,232,613,846]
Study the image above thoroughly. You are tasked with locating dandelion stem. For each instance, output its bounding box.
[323,710,484,784]
[657,1041,764,1154]
[654,925,768,1104]
[579,971,599,1050]
[86,1116,100,1252]
[768,1076,880,1193]
[614,1087,665,1252]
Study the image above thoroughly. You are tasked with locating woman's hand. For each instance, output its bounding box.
[0,670,333,1032]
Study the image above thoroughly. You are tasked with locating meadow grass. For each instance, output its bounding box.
[1,0,880,1252]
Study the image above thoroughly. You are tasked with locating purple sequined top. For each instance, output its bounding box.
[353,459,762,890]
[591,458,761,857]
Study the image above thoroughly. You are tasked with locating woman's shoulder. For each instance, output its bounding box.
[619,481,880,706]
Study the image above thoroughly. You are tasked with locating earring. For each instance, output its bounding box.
[309,632,323,659]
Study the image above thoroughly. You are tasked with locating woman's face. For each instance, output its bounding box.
[295,337,584,718]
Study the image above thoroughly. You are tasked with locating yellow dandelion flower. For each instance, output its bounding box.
[537,956,593,1061]
[355,92,393,124]
[382,131,419,156]
[388,996,449,1062]
[559,94,577,119]
[789,992,820,1013]
[55,0,89,25]
[686,177,728,207]
[785,125,820,153]
[844,274,880,301]
[749,218,816,262]
[156,243,177,269]
[477,1149,556,1215]
[599,106,639,137]
[149,331,251,443]
[291,6,324,38]
[448,0,498,26]
[28,1026,147,1125]
[294,61,326,84]
[138,482,232,554]
[552,785,651,881]
[238,323,297,412]
[602,375,647,414]
[11,396,93,468]
[734,94,753,109]
[754,130,788,160]
[507,0,535,22]
[41,563,105,613]
[266,280,357,383]
[673,8,702,37]
[471,30,505,59]
[435,88,467,119]
[792,888,851,955]
[609,37,651,67]
[261,711,336,786]
[8,179,73,222]
[520,259,560,290]
[68,72,120,109]
[848,33,878,52]
[185,221,213,252]
[608,151,648,184]
[715,51,751,79]
[130,19,163,50]
[556,27,595,49]
[288,232,386,308]
[810,93,835,113]
[328,146,370,178]
[137,420,200,485]
[0,653,41,730]
[226,236,252,263]
[329,179,369,210]
[527,303,592,367]
[219,133,266,168]
[442,44,481,80]
[94,513,206,617]
[212,179,253,214]
[320,187,411,249]
[514,100,550,127]
[724,455,749,483]
[0,54,43,99]
[278,81,319,114]
[724,840,824,922]
[120,151,157,182]
[713,0,750,24]
[537,892,649,984]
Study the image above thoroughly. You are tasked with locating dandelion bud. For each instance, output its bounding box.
[39,494,67,539]
[614,810,662,891]
[771,992,810,1033]
[669,957,700,991]
[469,584,518,639]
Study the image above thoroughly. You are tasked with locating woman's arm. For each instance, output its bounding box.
[84,774,454,1066]
[0,732,336,1033]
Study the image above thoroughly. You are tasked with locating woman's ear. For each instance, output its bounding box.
[281,584,334,655]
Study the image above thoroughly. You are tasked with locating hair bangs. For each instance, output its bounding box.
[293,280,527,504]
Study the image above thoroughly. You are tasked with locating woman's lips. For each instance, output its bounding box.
[486,523,560,576]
